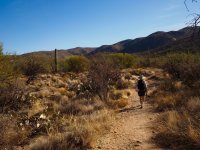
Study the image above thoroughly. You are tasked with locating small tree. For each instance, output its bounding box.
[88,55,120,101]
[184,0,200,37]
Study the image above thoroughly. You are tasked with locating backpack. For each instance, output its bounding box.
[137,80,146,91]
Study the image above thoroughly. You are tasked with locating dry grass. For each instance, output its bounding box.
[155,94,182,111]
[154,110,200,150]
[153,77,200,149]
[109,98,129,109]
[0,115,31,149]
[0,70,116,150]
[30,109,114,150]
[187,97,200,112]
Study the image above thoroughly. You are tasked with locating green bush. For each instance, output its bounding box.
[164,53,200,87]
[109,53,139,68]
[59,56,89,73]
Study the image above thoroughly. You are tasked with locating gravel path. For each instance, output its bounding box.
[93,82,164,150]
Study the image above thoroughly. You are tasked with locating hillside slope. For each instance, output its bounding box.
[21,47,95,59]
[91,27,199,54]
[21,27,199,57]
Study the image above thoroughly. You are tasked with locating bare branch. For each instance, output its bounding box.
[184,0,199,11]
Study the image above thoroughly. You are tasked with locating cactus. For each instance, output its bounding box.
[55,48,58,73]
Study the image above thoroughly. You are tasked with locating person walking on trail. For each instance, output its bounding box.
[136,75,148,109]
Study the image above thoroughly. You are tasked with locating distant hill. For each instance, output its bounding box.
[21,27,200,57]
[149,36,200,54]
[67,47,95,55]
[90,27,200,54]
[21,47,95,59]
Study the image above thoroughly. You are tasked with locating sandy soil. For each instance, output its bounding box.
[93,81,164,150]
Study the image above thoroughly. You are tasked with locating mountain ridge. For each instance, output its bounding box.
[21,26,200,58]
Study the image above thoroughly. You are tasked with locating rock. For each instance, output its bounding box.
[39,114,46,119]
[40,74,47,79]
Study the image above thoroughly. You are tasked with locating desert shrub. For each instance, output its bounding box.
[19,56,48,83]
[153,59,200,149]
[59,56,89,73]
[139,56,152,67]
[159,79,178,92]
[17,55,54,73]
[0,55,29,113]
[164,53,200,87]
[0,55,18,82]
[109,53,139,68]
[139,54,167,68]
[115,79,130,89]
[109,91,123,100]
[124,73,132,81]
[0,80,29,113]
[88,55,120,101]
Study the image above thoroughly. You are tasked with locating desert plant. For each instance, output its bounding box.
[164,53,200,87]
[153,59,200,149]
[59,56,89,73]
[115,79,130,89]
[0,55,29,113]
[88,55,120,101]
[109,53,139,68]
[20,56,47,84]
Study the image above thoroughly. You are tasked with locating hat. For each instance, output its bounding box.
[139,75,144,80]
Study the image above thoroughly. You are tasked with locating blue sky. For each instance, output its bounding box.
[0,0,199,54]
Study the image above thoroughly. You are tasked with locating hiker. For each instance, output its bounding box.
[136,75,148,109]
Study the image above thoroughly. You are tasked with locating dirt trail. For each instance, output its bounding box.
[93,82,163,150]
